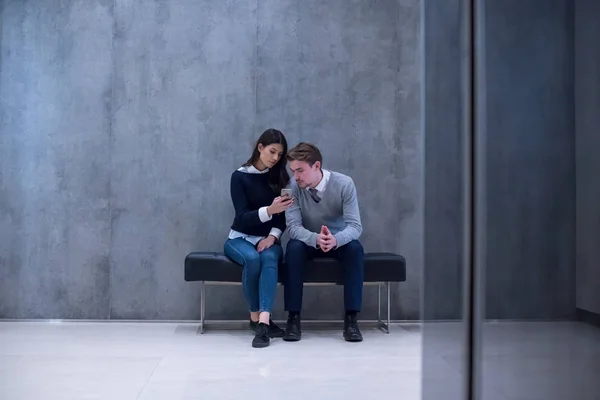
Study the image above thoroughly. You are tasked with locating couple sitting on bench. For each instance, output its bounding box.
[224,128,365,348]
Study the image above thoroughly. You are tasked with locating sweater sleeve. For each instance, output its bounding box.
[285,181,319,248]
[270,212,286,240]
[230,172,265,230]
[333,177,363,248]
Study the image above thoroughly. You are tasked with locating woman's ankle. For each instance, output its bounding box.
[258,311,270,324]
[250,312,260,322]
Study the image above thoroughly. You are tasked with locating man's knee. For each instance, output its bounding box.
[285,239,307,257]
[284,240,306,282]
[344,240,364,256]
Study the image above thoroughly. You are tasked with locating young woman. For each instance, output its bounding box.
[224,128,293,348]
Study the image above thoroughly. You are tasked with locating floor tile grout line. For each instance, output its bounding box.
[136,356,163,400]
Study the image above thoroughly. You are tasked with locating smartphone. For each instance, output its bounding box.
[281,188,293,198]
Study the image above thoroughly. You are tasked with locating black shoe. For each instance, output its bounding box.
[250,319,284,338]
[267,319,285,338]
[343,314,363,342]
[252,322,270,348]
[283,313,302,342]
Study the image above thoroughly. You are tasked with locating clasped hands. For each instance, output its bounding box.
[317,225,337,252]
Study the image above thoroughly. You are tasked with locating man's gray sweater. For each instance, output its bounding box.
[285,170,362,248]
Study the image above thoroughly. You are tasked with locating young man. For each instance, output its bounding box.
[283,142,365,342]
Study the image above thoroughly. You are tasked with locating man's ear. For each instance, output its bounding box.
[313,161,321,170]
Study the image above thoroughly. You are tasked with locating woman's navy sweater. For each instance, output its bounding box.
[229,168,286,238]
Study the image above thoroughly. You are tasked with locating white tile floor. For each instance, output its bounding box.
[1,320,599,400]
[0,321,423,400]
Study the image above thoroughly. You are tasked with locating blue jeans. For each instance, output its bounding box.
[224,238,282,313]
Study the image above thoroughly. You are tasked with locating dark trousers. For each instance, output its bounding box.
[283,239,364,313]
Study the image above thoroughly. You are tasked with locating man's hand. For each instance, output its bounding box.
[318,225,337,252]
[257,235,276,252]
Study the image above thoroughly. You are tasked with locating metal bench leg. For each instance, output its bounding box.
[200,281,206,334]
[377,283,390,333]
[378,284,382,327]
[386,281,391,333]
[377,283,391,334]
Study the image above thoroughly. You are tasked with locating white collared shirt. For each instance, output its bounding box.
[309,169,331,198]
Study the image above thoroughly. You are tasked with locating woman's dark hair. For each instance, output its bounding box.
[244,128,290,193]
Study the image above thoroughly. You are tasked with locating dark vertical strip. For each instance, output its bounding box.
[462,0,486,398]
[566,0,576,314]
[460,0,475,395]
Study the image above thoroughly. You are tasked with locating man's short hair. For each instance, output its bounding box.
[287,142,323,167]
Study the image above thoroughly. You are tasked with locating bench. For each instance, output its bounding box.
[184,252,406,334]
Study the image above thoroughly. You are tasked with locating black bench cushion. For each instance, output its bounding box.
[184,252,406,283]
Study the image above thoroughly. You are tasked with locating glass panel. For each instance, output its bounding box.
[421,0,471,398]
[478,1,600,399]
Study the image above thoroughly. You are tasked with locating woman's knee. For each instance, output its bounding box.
[224,240,261,271]
[260,244,282,265]
[243,252,262,273]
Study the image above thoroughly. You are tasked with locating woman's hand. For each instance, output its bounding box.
[267,196,293,216]
[257,235,276,252]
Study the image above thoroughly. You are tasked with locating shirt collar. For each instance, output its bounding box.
[238,165,269,174]
[312,169,330,193]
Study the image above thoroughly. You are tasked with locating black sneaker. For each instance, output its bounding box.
[249,319,284,338]
[283,313,302,342]
[268,320,285,338]
[343,314,363,342]
[252,322,270,348]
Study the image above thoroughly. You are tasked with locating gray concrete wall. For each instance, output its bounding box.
[575,0,600,316]
[0,0,422,320]
[1,0,114,319]
[1,0,580,322]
